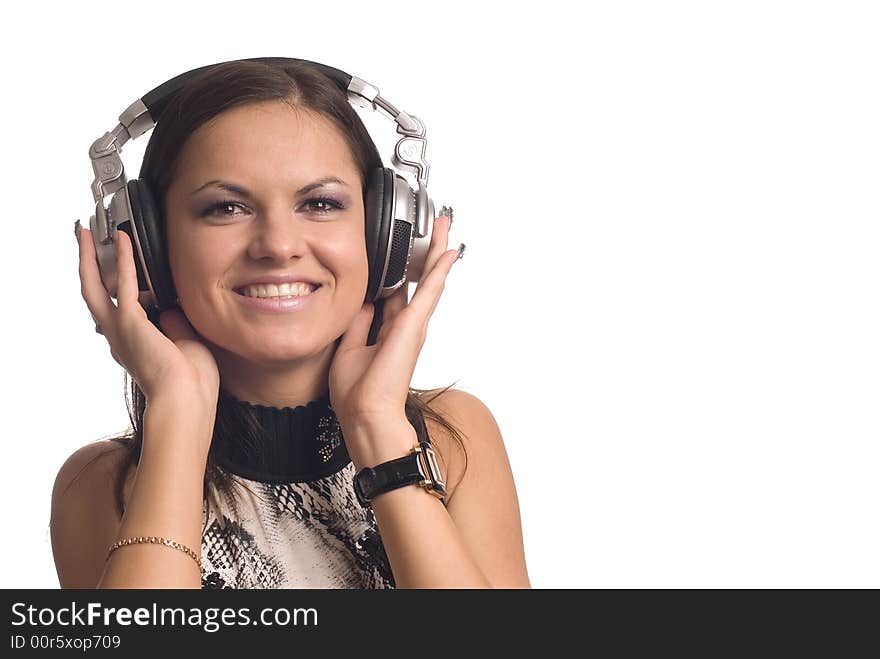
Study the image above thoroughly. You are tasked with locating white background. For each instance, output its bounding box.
[1,0,877,588]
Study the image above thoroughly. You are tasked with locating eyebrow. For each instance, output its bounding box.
[190,176,351,197]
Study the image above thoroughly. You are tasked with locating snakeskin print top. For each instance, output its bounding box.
[198,388,396,589]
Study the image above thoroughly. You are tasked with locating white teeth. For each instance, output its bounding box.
[241,282,315,299]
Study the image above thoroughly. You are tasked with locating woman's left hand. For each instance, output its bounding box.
[329,213,461,438]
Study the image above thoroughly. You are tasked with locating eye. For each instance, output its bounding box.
[302,197,345,215]
[200,200,248,218]
[199,196,346,219]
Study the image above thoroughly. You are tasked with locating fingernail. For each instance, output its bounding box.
[439,205,454,226]
[456,242,466,260]
[74,219,82,243]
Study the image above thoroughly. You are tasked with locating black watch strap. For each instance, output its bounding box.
[354,442,446,507]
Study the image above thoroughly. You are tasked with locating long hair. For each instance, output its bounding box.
[107,60,468,528]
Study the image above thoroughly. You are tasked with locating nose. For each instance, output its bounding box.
[245,204,308,264]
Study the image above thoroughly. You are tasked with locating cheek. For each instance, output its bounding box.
[319,231,370,284]
[167,238,229,303]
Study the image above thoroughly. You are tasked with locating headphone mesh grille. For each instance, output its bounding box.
[383,219,412,288]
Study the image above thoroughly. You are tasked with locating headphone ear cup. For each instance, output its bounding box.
[126,179,177,314]
[364,167,396,303]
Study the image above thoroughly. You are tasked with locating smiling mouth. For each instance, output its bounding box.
[233,283,322,299]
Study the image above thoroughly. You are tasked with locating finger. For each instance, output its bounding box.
[382,283,409,322]
[78,227,117,329]
[337,303,375,352]
[376,285,408,344]
[408,247,460,320]
[115,230,141,312]
[159,308,198,343]
[414,214,452,299]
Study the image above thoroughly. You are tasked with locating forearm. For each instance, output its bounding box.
[98,401,213,589]
[345,420,492,589]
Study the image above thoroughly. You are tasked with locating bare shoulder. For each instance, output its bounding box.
[50,439,136,588]
[52,439,135,510]
[417,387,501,501]
[418,387,493,430]
[52,440,122,492]
[417,387,531,587]
[421,389,482,500]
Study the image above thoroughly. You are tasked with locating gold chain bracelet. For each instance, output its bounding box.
[107,536,202,571]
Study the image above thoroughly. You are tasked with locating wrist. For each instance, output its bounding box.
[351,435,448,507]
[143,396,216,460]
[146,389,217,419]
[340,417,418,471]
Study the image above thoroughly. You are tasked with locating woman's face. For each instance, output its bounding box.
[163,100,368,366]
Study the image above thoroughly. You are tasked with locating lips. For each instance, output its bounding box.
[233,284,320,314]
[233,274,322,291]
[233,282,321,295]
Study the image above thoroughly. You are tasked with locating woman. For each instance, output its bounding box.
[51,60,530,589]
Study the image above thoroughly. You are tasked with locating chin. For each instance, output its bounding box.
[242,335,334,362]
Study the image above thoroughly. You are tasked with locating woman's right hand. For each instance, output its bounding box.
[76,224,220,419]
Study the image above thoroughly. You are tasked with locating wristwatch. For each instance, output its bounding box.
[353,440,447,507]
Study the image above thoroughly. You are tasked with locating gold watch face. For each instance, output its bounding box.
[418,442,447,494]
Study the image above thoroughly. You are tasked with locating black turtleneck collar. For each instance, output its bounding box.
[209,387,351,484]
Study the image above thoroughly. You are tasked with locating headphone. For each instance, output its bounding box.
[86,57,442,345]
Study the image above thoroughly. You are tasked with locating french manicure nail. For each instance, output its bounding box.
[456,242,466,260]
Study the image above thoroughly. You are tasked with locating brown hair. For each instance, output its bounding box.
[106,60,468,527]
